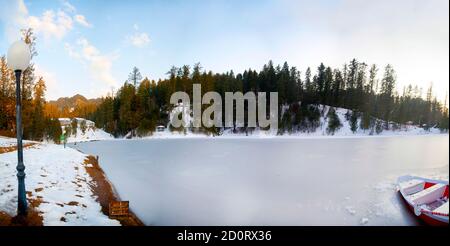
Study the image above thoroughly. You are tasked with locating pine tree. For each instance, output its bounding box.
[128,67,143,87]
[117,82,139,137]
[367,64,378,95]
[438,92,448,131]
[20,28,37,100]
[276,62,288,104]
[71,118,78,136]
[345,59,359,109]
[45,118,62,143]
[423,82,434,129]
[360,112,372,131]
[136,77,157,136]
[0,56,14,130]
[327,107,342,135]
[30,77,46,140]
[291,67,302,102]
[80,120,87,134]
[332,69,343,106]
[355,62,367,109]
[379,64,396,129]
[315,63,326,103]
[350,110,359,133]
[304,67,313,103]
[323,67,333,105]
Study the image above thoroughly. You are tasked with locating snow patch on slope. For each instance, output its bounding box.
[60,118,114,143]
[298,105,442,137]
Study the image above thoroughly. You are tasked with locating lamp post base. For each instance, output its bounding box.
[17,172,27,216]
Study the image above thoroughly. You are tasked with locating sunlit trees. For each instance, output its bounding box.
[29,77,47,140]
[0,28,60,142]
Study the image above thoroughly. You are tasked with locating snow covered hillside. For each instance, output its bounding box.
[132,103,445,139]
[59,118,114,143]
[277,105,443,137]
[0,139,120,226]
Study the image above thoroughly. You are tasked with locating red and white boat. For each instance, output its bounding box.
[398,175,449,226]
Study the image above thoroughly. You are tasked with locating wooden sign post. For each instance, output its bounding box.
[109,201,129,217]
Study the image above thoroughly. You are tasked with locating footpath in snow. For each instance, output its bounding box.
[0,138,120,226]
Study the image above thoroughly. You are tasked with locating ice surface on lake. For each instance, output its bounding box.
[72,135,449,225]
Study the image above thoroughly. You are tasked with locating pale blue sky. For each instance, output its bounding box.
[0,0,448,102]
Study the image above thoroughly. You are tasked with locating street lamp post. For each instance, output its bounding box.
[7,40,31,216]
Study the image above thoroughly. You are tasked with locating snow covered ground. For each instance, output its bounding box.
[0,137,16,148]
[131,104,445,139]
[0,139,120,226]
[72,135,449,226]
[64,127,113,143]
[0,136,34,147]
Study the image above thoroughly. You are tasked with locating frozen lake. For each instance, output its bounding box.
[71,135,449,225]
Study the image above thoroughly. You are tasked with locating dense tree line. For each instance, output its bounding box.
[90,60,449,137]
[0,29,62,142]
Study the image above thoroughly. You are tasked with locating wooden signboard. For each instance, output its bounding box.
[109,201,129,217]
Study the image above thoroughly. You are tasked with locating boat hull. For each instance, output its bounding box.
[400,195,448,226]
[398,175,449,226]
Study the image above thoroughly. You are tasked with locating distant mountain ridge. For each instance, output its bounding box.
[48,94,102,110]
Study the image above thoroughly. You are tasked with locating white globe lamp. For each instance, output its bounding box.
[7,40,31,71]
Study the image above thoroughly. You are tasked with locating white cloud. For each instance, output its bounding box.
[27,10,73,40]
[64,42,80,59]
[65,38,118,92]
[61,0,76,13]
[125,23,151,48]
[1,0,92,42]
[74,14,92,28]
[126,32,151,48]
[0,0,29,42]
